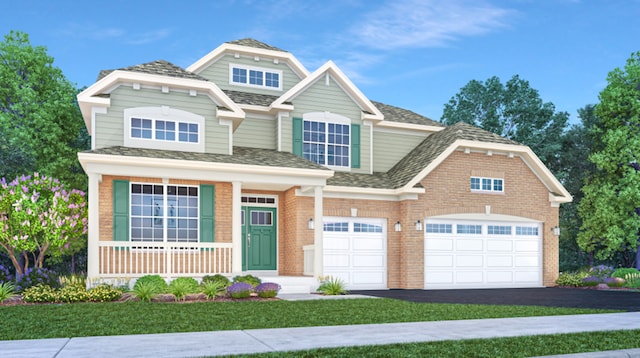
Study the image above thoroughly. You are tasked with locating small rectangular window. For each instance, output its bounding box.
[354,223,383,233]
[230,64,282,90]
[488,225,512,235]
[457,224,482,235]
[323,222,349,232]
[471,177,504,193]
[425,223,452,234]
[516,226,538,236]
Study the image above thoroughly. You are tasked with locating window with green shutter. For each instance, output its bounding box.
[294,114,360,169]
[112,180,130,241]
[200,184,215,243]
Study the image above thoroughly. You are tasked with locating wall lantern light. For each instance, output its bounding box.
[308,218,315,230]
[394,221,402,232]
[552,226,560,236]
[415,220,423,231]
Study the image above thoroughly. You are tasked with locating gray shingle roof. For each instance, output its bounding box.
[97,60,208,82]
[85,146,330,171]
[372,101,443,127]
[226,38,287,52]
[326,172,394,189]
[223,90,281,107]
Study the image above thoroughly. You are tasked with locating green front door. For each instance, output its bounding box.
[241,207,277,271]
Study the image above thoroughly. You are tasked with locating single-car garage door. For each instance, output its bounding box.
[323,217,387,290]
[425,218,542,289]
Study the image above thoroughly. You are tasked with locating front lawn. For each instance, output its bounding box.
[0,298,616,340]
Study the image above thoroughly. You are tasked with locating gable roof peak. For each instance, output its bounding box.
[225,38,287,52]
[98,60,207,82]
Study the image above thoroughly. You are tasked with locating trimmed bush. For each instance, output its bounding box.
[556,271,589,287]
[168,278,199,301]
[201,281,226,299]
[612,268,640,279]
[58,285,90,303]
[605,277,625,287]
[22,284,58,303]
[16,267,59,292]
[227,282,252,299]
[233,274,262,287]
[580,276,601,287]
[201,274,231,288]
[132,281,159,302]
[88,285,122,302]
[255,282,281,298]
[134,275,168,293]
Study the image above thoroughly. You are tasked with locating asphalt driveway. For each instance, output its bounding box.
[352,287,640,311]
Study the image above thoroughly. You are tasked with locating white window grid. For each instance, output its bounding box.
[516,226,539,236]
[471,176,504,193]
[488,225,512,235]
[130,117,199,144]
[303,120,350,168]
[354,223,383,233]
[457,224,482,235]
[229,64,282,90]
[425,223,453,234]
[323,222,349,232]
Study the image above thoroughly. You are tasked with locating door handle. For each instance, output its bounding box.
[247,233,251,248]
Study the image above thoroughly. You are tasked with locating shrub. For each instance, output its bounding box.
[0,264,13,284]
[202,274,231,288]
[58,285,90,303]
[168,278,199,301]
[227,282,252,299]
[0,281,18,302]
[255,282,281,298]
[134,275,168,293]
[580,276,601,287]
[555,271,589,287]
[605,277,626,287]
[612,268,640,279]
[59,274,87,289]
[201,281,226,299]
[22,284,58,303]
[88,285,122,302]
[16,267,59,292]
[317,276,347,295]
[132,281,159,302]
[233,274,262,287]
[624,272,640,288]
[588,265,614,280]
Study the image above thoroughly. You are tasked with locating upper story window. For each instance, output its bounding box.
[230,64,282,91]
[124,107,205,153]
[302,112,350,169]
[470,177,504,193]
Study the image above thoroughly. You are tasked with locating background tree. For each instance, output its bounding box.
[0,30,89,191]
[578,52,640,269]
[440,75,569,174]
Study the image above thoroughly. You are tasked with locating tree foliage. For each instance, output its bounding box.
[0,30,89,190]
[0,173,87,277]
[441,75,569,173]
[578,52,640,268]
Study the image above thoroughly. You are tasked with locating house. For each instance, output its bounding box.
[77,39,572,291]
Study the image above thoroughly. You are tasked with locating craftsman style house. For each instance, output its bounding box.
[77,39,571,291]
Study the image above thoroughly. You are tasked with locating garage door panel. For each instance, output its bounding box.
[352,271,385,285]
[324,253,349,268]
[456,239,483,251]
[425,239,453,251]
[353,237,384,250]
[515,240,538,252]
[487,255,513,267]
[515,256,539,267]
[487,240,513,251]
[324,236,349,250]
[426,271,454,284]
[353,254,385,267]
[456,255,483,267]
[425,255,453,267]
[456,271,483,283]
[487,271,513,283]
[515,271,540,282]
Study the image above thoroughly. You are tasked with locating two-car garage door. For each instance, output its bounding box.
[425,218,542,289]
[323,217,387,290]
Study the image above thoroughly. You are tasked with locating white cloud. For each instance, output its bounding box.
[351,0,515,50]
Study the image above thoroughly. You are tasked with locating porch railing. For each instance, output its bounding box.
[96,241,233,279]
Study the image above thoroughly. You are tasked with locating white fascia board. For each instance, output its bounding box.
[403,139,573,204]
[186,44,310,79]
[427,213,542,223]
[375,121,445,134]
[78,152,333,185]
[272,61,384,120]
[320,185,423,201]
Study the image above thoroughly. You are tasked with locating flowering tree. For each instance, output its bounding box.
[0,173,87,277]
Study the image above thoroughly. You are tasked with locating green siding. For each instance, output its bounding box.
[373,130,428,172]
[351,124,360,168]
[113,180,129,242]
[199,184,215,243]
[197,54,302,95]
[233,116,277,149]
[292,117,303,156]
[95,85,229,154]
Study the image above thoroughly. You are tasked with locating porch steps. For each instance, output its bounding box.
[257,276,318,294]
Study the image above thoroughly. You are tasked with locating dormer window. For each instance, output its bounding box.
[229,64,282,90]
[124,107,205,152]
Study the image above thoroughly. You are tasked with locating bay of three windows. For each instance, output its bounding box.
[231,64,281,90]
[470,176,503,193]
[131,117,199,143]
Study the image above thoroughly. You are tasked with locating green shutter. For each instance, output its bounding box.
[351,124,361,168]
[200,184,215,243]
[292,117,303,157]
[113,180,129,242]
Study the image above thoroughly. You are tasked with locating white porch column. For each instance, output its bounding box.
[313,185,324,277]
[86,173,101,282]
[231,181,243,273]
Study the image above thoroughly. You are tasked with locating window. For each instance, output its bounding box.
[250,211,273,226]
[323,222,349,232]
[303,120,350,168]
[516,226,539,236]
[457,224,482,235]
[488,225,512,235]
[354,223,383,233]
[471,177,504,193]
[130,118,198,144]
[425,223,452,233]
[229,64,282,90]
[130,183,199,242]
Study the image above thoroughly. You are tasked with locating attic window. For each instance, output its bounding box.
[471,177,504,193]
[229,63,282,91]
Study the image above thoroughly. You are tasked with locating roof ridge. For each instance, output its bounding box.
[371,100,443,127]
[97,60,208,82]
[225,38,287,52]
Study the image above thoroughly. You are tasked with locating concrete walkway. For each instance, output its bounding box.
[2,310,640,357]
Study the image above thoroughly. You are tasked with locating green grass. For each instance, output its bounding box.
[0,298,616,340]
[232,330,640,357]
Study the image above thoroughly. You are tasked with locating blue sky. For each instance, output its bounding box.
[3,0,639,123]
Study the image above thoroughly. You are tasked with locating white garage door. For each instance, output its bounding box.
[425,219,542,289]
[323,217,387,290]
